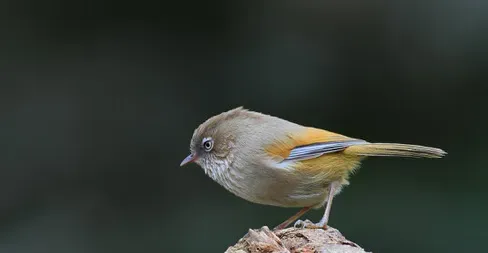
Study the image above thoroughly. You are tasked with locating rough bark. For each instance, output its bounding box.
[225,226,370,253]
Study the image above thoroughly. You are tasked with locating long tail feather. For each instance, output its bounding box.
[344,143,446,158]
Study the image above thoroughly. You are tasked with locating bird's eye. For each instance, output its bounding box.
[202,137,214,152]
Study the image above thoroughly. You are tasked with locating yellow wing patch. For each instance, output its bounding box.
[293,152,362,183]
[265,127,354,160]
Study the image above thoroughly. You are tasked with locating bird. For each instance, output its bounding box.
[180,107,446,230]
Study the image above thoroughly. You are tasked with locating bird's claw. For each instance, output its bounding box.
[293,219,328,230]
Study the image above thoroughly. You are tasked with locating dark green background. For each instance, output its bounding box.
[1,1,486,252]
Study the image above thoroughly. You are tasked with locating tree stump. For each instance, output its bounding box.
[225,226,369,253]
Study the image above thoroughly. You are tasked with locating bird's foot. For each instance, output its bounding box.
[294,219,328,230]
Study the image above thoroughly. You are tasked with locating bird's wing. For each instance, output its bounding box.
[284,139,367,161]
[265,127,367,162]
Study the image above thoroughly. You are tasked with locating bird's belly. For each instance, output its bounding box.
[216,154,361,208]
[236,175,331,208]
[239,154,361,208]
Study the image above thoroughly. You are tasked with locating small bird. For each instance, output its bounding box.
[180,107,446,230]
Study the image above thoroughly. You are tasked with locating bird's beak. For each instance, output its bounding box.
[180,153,198,166]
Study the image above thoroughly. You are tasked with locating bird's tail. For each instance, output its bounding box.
[344,143,446,158]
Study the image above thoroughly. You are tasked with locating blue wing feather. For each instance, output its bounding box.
[284,140,367,161]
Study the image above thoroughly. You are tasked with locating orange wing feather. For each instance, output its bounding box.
[266,127,355,160]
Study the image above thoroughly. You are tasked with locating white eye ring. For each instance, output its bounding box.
[202,137,214,152]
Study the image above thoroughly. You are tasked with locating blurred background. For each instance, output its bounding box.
[1,0,487,252]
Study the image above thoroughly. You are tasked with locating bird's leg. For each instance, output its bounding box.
[294,182,337,230]
[273,206,311,230]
